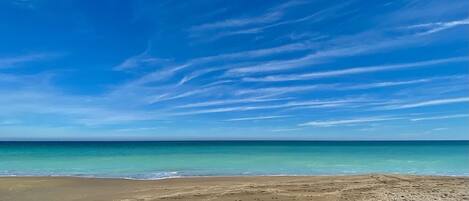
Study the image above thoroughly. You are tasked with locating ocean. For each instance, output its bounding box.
[0,141,468,179]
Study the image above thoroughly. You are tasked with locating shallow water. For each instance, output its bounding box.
[0,141,468,179]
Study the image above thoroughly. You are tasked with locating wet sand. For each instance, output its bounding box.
[1,175,468,201]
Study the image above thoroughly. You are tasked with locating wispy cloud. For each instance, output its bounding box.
[114,127,162,132]
[10,0,38,9]
[225,115,290,121]
[114,54,170,71]
[235,84,335,96]
[411,114,469,121]
[228,45,372,76]
[244,57,468,82]
[144,86,218,105]
[197,1,351,40]
[405,18,469,36]
[126,41,315,87]
[381,97,469,110]
[0,53,58,69]
[236,77,445,97]
[234,1,352,36]
[128,8,467,90]
[177,67,220,86]
[341,79,433,90]
[0,89,158,126]
[174,42,316,85]
[224,30,422,77]
[299,116,403,127]
[173,98,367,116]
[190,1,306,32]
[431,128,448,131]
[0,73,168,127]
[176,97,291,108]
[270,128,302,132]
[114,44,171,71]
[222,14,469,78]
[191,11,282,32]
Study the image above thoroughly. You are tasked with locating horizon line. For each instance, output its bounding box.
[1,139,468,142]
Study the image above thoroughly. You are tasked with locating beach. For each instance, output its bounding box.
[1,175,468,201]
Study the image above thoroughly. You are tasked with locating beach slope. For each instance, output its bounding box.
[1,175,468,201]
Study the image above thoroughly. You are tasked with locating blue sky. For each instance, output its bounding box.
[0,0,468,140]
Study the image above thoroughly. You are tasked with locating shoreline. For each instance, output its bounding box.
[1,172,468,181]
[0,173,469,181]
[1,174,468,201]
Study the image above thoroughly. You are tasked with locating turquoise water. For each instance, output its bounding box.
[0,141,468,179]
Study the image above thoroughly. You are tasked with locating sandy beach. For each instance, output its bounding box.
[0,175,468,201]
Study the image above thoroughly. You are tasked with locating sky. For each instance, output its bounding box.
[0,0,468,140]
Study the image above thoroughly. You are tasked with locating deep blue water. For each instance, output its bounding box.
[0,141,468,179]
